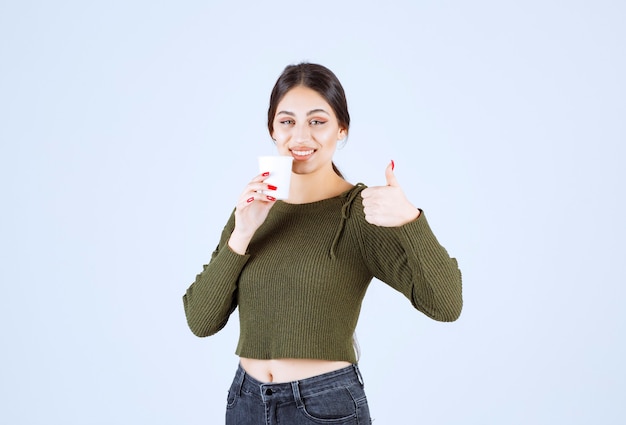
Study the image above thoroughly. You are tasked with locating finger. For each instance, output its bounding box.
[361,195,383,209]
[240,175,277,196]
[364,212,378,225]
[361,187,381,199]
[238,191,258,205]
[240,192,277,205]
[385,160,400,187]
[246,181,278,194]
[249,171,272,184]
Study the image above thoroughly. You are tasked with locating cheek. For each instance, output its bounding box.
[314,127,339,142]
[272,125,290,141]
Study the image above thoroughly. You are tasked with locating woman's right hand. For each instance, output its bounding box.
[228,172,277,255]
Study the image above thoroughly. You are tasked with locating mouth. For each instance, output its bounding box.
[290,148,316,160]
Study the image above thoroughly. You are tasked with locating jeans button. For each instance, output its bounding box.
[265,388,273,395]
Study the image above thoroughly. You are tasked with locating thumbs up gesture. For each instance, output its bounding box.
[361,161,421,227]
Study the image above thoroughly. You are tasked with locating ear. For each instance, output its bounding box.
[338,127,347,140]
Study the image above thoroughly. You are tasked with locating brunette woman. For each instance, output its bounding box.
[183,63,462,424]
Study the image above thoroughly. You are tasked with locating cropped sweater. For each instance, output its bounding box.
[183,184,462,363]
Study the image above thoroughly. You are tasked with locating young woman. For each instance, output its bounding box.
[183,63,463,425]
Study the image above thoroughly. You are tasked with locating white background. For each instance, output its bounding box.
[1,1,624,424]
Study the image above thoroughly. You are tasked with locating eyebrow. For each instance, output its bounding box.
[276,108,330,117]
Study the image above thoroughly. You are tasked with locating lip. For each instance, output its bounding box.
[290,148,317,161]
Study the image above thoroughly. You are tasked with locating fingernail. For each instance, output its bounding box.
[246,197,254,203]
[262,172,270,177]
[267,185,278,191]
[391,159,395,171]
[266,195,276,201]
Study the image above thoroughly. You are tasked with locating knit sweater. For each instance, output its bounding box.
[183,183,462,363]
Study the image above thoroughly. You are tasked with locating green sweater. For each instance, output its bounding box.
[183,184,462,363]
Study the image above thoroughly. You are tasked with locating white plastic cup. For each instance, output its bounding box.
[258,156,293,200]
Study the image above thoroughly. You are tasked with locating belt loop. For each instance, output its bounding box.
[234,364,246,396]
[353,364,364,387]
[291,381,304,409]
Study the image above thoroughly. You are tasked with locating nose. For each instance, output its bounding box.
[293,122,311,143]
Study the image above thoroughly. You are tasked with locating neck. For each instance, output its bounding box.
[287,166,352,204]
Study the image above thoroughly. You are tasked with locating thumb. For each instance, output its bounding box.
[385,160,399,187]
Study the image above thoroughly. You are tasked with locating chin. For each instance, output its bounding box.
[291,162,316,175]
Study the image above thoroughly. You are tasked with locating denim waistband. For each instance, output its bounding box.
[231,363,365,404]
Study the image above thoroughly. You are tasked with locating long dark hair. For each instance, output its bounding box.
[267,63,350,177]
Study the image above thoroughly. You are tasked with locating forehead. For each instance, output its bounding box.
[276,86,333,113]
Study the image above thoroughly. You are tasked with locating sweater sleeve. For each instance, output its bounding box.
[182,211,250,337]
[354,200,463,322]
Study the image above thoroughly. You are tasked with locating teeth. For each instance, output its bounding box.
[293,149,314,156]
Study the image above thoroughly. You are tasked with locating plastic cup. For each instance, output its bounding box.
[258,156,293,200]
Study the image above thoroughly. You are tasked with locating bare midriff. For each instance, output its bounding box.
[239,357,352,383]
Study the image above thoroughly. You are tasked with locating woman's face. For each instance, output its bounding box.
[271,85,346,176]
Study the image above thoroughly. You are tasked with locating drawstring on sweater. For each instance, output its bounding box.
[330,183,366,259]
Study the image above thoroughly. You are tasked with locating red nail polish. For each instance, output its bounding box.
[391,160,395,171]
[267,185,278,191]
[262,172,270,177]
[246,197,254,203]
[266,195,276,201]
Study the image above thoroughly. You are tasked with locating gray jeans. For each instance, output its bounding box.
[225,363,372,425]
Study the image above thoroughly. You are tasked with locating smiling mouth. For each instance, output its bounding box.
[290,149,316,158]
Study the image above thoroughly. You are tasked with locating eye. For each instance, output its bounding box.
[280,119,294,125]
[310,119,326,126]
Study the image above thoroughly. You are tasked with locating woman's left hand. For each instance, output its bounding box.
[361,161,421,227]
